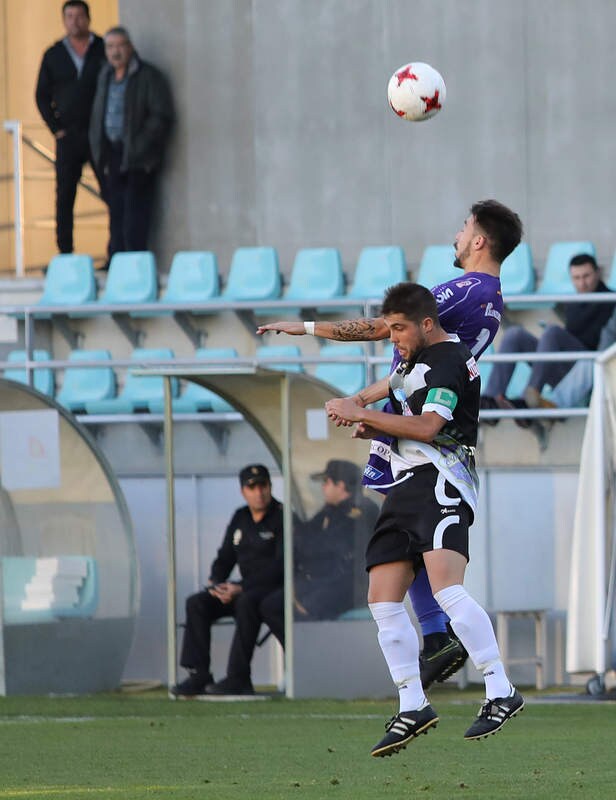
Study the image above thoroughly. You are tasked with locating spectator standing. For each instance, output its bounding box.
[35,1,105,255]
[171,465,285,698]
[89,26,174,263]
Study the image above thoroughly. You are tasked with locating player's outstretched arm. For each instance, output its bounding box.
[256,317,390,341]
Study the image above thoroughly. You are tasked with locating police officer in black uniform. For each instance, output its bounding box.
[294,460,379,620]
[172,465,284,697]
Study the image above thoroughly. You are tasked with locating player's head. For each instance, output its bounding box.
[381,282,442,359]
[569,253,601,293]
[454,200,523,268]
[239,464,272,513]
[62,1,91,36]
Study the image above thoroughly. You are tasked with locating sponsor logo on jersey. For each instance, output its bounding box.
[435,286,454,304]
[466,356,479,380]
[455,280,473,287]
[233,528,242,546]
[259,530,275,540]
[440,507,457,514]
[369,440,391,458]
[364,465,385,480]
[484,301,501,321]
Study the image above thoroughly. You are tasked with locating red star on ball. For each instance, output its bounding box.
[396,65,418,86]
[421,90,442,112]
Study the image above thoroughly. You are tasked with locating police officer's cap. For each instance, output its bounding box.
[239,464,271,487]
[311,459,360,489]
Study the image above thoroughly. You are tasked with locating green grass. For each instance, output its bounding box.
[0,686,614,799]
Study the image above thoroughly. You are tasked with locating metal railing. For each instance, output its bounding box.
[3,120,104,277]
[0,292,612,424]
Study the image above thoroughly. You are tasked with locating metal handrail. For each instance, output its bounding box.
[3,120,104,276]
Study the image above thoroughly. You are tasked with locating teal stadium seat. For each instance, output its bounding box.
[347,246,407,302]
[4,349,54,396]
[416,245,459,289]
[37,254,97,316]
[148,348,239,413]
[161,251,220,308]
[500,243,536,307]
[216,247,281,313]
[536,241,596,300]
[478,344,494,389]
[256,345,304,372]
[375,342,396,380]
[56,350,116,413]
[283,248,345,311]
[605,249,616,291]
[315,344,366,396]
[97,251,158,317]
[84,348,178,414]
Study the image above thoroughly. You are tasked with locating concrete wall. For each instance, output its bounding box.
[118,0,616,276]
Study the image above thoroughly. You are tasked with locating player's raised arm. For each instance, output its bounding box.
[256,317,390,341]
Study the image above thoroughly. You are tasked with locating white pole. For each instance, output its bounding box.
[281,374,294,698]
[163,376,178,691]
[592,358,606,674]
[3,121,25,277]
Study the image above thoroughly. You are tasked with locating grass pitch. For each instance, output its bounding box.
[0,686,614,799]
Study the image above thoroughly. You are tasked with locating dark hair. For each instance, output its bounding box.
[381,282,439,325]
[470,199,523,264]
[62,0,90,17]
[569,253,598,270]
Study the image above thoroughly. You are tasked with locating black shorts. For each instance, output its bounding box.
[365,464,472,573]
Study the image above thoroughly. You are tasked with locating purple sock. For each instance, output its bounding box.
[409,569,449,635]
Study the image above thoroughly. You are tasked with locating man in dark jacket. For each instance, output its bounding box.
[482,253,615,408]
[294,460,380,620]
[35,1,105,254]
[171,465,285,698]
[89,26,174,262]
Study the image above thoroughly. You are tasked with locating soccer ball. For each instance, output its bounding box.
[387,62,446,122]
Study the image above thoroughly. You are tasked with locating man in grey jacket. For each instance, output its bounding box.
[89,26,174,263]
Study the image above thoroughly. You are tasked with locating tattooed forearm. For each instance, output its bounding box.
[329,317,387,341]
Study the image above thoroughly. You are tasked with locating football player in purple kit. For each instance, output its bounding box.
[256,199,523,687]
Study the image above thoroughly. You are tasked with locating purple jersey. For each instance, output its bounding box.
[363,272,503,491]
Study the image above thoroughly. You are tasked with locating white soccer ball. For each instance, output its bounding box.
[387,62,446,122]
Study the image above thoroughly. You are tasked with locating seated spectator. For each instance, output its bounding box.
[482,254,615,413]
[537,305,616,410]
[171,464,284,697]
[293,460,380,620]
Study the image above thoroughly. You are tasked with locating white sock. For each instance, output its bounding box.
[433,585,511,699]
[369,601,427,711]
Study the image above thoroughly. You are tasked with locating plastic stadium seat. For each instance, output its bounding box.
[218,247,281,307]
[505,360,532,399]
[97,252,158,315]
[161,251,220,306]
[605,249,616,291]
[500,243,535,297]
[283,248,345,309]
[478,344,494,389]
[347,246,407,301]
[37,254,97,314]
[315,344,366,396]
[56,350,116,413]
[416,245,459,289]
[84,348,177,414]
[148,348,238,413]
[256,345,304,373]
[375,342,396,380]
[537,241,596,297]
[4,350,54,396]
